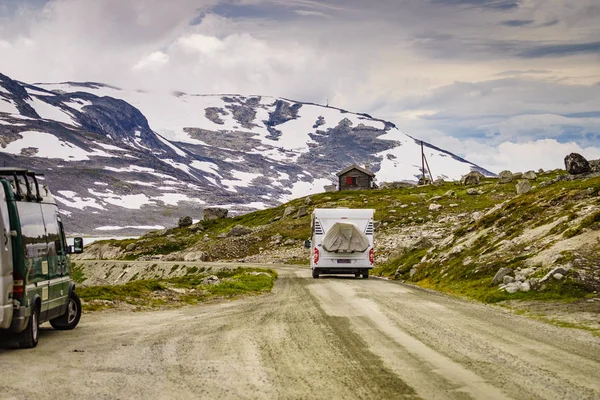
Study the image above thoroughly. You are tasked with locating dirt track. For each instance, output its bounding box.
[1,264,599,400]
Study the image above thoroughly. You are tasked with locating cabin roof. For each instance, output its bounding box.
[336,164,375,177]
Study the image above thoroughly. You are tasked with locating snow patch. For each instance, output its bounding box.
[2,131,114,161]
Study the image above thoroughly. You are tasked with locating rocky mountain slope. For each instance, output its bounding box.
[76,165,600,332]
[1,72,493,235]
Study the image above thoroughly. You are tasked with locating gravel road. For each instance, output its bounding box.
[1,264,599,400]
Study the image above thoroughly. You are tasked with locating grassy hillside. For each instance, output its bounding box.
[81,170,600,306]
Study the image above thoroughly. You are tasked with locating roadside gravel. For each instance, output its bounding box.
[1,264,599,399]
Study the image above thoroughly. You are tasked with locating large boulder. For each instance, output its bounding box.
[492,267,512,285]
[178,216,193,228]
[461,171,485,186]
[227,225,252,237]
[203,207,228,221]
[516,180,532,194]
[498,170,513,184]
[522,171,537,180]
[564,153,591,175]
[296,206,308,218]
[283,206,296,217]
[589,159,600,173]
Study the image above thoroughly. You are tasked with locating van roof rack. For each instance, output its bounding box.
[0,168,44,202]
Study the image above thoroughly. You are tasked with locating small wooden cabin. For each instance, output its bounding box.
[337,164,375,191]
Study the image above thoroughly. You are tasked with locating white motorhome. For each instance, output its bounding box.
[307,208,375,279]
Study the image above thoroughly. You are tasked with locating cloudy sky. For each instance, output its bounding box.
[1,0,599,173]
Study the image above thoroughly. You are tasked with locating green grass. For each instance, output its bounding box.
[83,171,599,308]
[71,263,85,284]
[78,267,277,311]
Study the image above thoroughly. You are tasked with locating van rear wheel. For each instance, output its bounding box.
[312,271,319,279]
[362,271,369,279]
[19,306,39,349]
[50,292,82,331]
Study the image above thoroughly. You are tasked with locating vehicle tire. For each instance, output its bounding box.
[50,292,82,331]
[362,271,369,279]
[312,271,319,279]
[354,272,360,278]
[19,306,39,349]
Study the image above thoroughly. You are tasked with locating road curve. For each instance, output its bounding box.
[1,265,599,400]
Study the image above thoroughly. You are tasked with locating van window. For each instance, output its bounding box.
[57,220,69,276]
[41,204,62,278]
[16,202,48,284]
[0,184,10,252]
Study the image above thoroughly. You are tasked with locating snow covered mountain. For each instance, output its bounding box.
[0,72,494,235]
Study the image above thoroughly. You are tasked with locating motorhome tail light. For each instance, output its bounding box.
[369,248,375,265]
[313,247,320,264]
[13,272,24,299]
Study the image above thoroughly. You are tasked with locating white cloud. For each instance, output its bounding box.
[133,51,169,71]
[462,139,600,173]
[175,34,224,54]
[0,0,598,175]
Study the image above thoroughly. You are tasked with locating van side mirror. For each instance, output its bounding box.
[304,239,311,249]
[72,237,84,254]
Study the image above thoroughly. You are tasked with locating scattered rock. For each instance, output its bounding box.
[553,273,564,281]
[449,204,459,208]
[503,275,515,284]
[178,216,193,228]
[564,153,591,175]
[444,190,455,197]
[523,171,537,180]
[202,275,221,285]
[183,252,208,262]
[283,206,296,217]
[227,225,253,237]
[189,224,204,233]
[498,170,513,183]
[296,206,308,218]
[461,171,484,185]
[492,267,512,285]
[505,282,520,294]
[305,196,312,205]
[519,282,531,292]
[466,188,479,195]
[471,211,483,221]
[283,239,296,246]
[203,207,228,221]
[125,243,136,252]
[589,159,600,173]
[516,180,532,194]
[429,203,442,211]
[513,172,523,179]
[450,245,464,255]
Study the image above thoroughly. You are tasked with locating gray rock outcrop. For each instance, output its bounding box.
[227,225,252,237]
[203,207,228,221]
[498,170,513,183]
[492,267,512,285]
[523,171,537,180]
[283,206,296,217]
[516,180,532,194]
[461,171,485,186]
[178,216,193,228]
[564,153,590,175]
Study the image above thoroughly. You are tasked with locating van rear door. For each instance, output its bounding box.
[0,183,14,329]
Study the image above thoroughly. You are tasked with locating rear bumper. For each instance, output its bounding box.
[0,304,12,329]
[313,267,372,274]
[8,305,27,333]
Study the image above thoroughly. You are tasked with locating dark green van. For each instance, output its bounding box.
[0,168,83,348]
